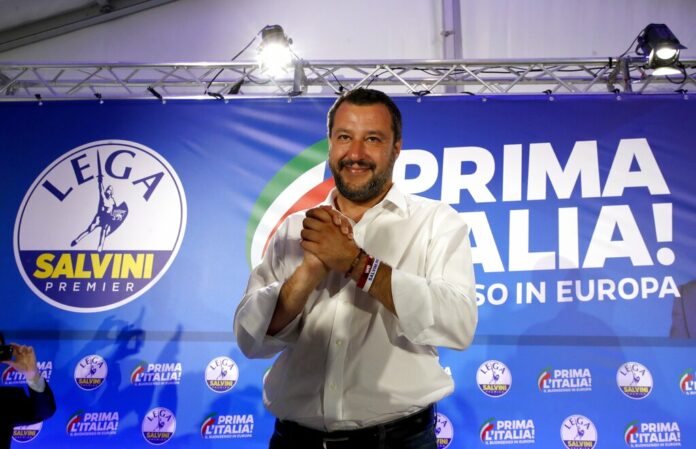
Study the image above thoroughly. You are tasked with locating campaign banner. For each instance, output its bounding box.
[0,95,694,448]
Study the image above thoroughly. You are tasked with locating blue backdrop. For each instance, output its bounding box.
[1,95,694,448]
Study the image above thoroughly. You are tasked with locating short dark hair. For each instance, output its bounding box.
[327,88,402,143]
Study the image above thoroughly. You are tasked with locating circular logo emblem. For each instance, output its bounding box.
[74,354,108,390]
[12,422,42,443]
[14,140,187,313]
[561,415,597,449]
[617,362,653,399]
[142,407,176,445]
[477,360,512,397]
[205,357,239,393]
[435,413,454,449]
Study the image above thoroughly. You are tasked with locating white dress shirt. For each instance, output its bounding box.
[234,185,477,431]
[26,374,46,393]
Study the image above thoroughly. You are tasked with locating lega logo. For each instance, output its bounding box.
[561,415,597,449]
[477,360,512,397]
[12,422,42,443]
[74,354,108,391]
[435,413,454,449]
[14,140,187,313]
[617,362,653,399]
[205,356,239,393]
[142,407,176,445]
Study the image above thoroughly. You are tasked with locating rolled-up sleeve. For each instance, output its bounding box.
[234,221,302,358]
[391,208,477,349]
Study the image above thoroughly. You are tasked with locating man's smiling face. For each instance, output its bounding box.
[328,102,401,204]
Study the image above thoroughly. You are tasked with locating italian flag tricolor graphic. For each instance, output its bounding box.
[624,420,639,444]
[246,139,333,267]
[2,366,15,383]
[200,413,216,437]
[680,369,693,392]
[537,366,552,390]
[66,411,83,433]
[480,418,495,441]
[131,363,146,384]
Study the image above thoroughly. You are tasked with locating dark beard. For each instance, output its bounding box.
[330,156,394,203]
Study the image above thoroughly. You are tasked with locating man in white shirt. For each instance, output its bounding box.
[234,88,477,449]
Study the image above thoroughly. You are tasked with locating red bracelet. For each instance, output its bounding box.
[356,256,374,289]
[345,248,365,278]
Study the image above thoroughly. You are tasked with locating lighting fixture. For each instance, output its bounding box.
[636,24,686,76]
[258,25,294,77]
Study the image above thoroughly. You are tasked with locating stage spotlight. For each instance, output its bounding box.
[258,25,294,77]
[636,24,686,76]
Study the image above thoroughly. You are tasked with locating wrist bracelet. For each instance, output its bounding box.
[356,256,374,289]
[345,248,365,278]
[362,258,381,292]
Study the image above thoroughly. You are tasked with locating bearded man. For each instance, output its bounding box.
[235,88,477,449]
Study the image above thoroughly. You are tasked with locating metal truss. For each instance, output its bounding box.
[1,57,695,101]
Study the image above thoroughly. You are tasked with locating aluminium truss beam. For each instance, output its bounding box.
[0,58,694,101]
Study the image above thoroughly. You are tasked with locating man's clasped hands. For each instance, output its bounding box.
[299,205,360,277]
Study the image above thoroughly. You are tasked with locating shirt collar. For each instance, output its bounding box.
[325,183,408,217]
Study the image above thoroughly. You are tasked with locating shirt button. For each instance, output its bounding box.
[336,339,343,346]
[329,383,337,390]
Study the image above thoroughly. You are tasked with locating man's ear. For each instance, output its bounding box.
[393,139,402,160]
